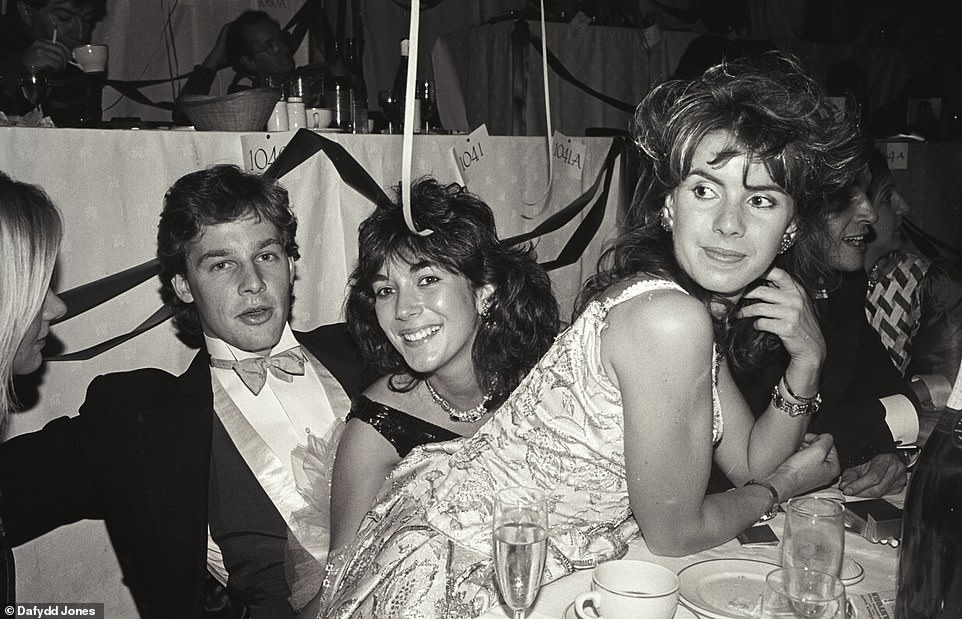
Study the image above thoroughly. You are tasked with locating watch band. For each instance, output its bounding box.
[745,479,780,521]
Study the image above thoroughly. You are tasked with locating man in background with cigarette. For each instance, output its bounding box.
[0,0,107,126]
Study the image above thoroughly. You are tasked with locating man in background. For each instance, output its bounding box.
[0,0,107,125]
[173,10,295,124]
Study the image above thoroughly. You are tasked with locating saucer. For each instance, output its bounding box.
[678,558,779,618]
[563,601,697,619]
[841,558,865,586]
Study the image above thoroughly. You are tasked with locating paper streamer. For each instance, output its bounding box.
[401,1,432,236]
[524,0,554,213]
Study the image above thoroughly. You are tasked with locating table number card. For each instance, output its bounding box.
[452,124,491,185]
[884,142,908,170]
[552,131,586,181]
[241,133,291,173]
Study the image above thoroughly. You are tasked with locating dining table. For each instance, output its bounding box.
[483,489,902,619]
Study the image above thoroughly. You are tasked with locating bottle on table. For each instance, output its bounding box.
[417,79,442,134]
[324,40,352,131]
[345,38,368,133]
[286,75,307,130]
[391,38,420,133]
[896,358,962,617]
[264,75,289,132]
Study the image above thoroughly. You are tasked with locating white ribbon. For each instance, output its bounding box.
[401,0,432,236]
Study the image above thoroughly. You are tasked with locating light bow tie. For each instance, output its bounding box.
[209,347,305,395]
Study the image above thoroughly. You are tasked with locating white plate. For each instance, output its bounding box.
[563,601,697,619]
[678,558,780,619]
[841,558,864,586]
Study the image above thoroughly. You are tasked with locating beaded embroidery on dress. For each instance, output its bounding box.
[320,278,724,618]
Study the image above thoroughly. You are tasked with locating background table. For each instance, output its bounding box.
[0,126,624,613]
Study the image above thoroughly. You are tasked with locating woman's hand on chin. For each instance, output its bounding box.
[738,267,825,392]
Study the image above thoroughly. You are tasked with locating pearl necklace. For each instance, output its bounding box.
[425,380,491,423]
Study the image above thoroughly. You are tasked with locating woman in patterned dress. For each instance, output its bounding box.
[319,53,864,618]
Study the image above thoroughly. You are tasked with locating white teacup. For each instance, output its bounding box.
[574,560,680,619]
[306,107,333,130]
[71,44,108,73]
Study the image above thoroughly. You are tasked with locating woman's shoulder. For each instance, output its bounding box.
[603,278,712,343]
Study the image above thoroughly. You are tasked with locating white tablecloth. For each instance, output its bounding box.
[484,492,901,618]
[0,126,624,613]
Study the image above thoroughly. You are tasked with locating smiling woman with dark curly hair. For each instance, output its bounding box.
[329,177,559,551]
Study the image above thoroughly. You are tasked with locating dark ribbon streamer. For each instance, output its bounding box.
[50,306,175,361]
[47,133,620,359]
[503,138,622,247]
[539,140,620,272]
[53,259,160,323]
[264,129,393,209]
[516,21,636,114]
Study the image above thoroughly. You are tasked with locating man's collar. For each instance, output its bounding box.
[204,324,299,362]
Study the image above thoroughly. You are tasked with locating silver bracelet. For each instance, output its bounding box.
[782,375,818,403]
[771,379,821,417]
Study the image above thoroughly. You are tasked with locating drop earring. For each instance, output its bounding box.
[660,209,672,232]
[778,233,796,254]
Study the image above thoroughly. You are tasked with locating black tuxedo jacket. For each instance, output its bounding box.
[0,324,363,618]
[735,271,915,468]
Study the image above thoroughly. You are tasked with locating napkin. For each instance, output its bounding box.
[0,109,55,127]
[851,590,895,619]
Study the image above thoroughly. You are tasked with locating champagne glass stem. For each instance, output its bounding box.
[513,611,525,619]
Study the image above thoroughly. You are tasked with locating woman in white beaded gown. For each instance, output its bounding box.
[320,53,863,618]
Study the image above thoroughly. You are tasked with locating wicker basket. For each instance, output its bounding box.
[179,87,281,131]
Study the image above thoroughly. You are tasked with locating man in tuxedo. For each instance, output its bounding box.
[0,165,363,617]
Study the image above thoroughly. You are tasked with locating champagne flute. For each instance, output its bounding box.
[761,568,849,618]
[493,486,549,619]
[781,497,845,577]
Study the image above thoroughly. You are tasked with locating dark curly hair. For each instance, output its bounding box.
[345,178,559,407]
[157,164,299,348]
[578,52,867,374]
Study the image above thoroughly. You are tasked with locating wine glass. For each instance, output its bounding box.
[781,497,845,577]
[493,486,549,619]
[18,65,49,110]
[760,568,849,618]
[378,89,399,134]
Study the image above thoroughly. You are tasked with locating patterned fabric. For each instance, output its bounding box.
[866,251,931,375]
[347,395,460,458]
[320,279,724,618]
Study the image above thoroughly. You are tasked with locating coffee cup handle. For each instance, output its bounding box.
[573,591,604,619]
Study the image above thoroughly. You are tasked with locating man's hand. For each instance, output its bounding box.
[21,40,71,72]
[839,453,906,498]
[201,23,232,71]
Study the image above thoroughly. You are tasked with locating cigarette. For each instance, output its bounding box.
[52,28,58,44]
